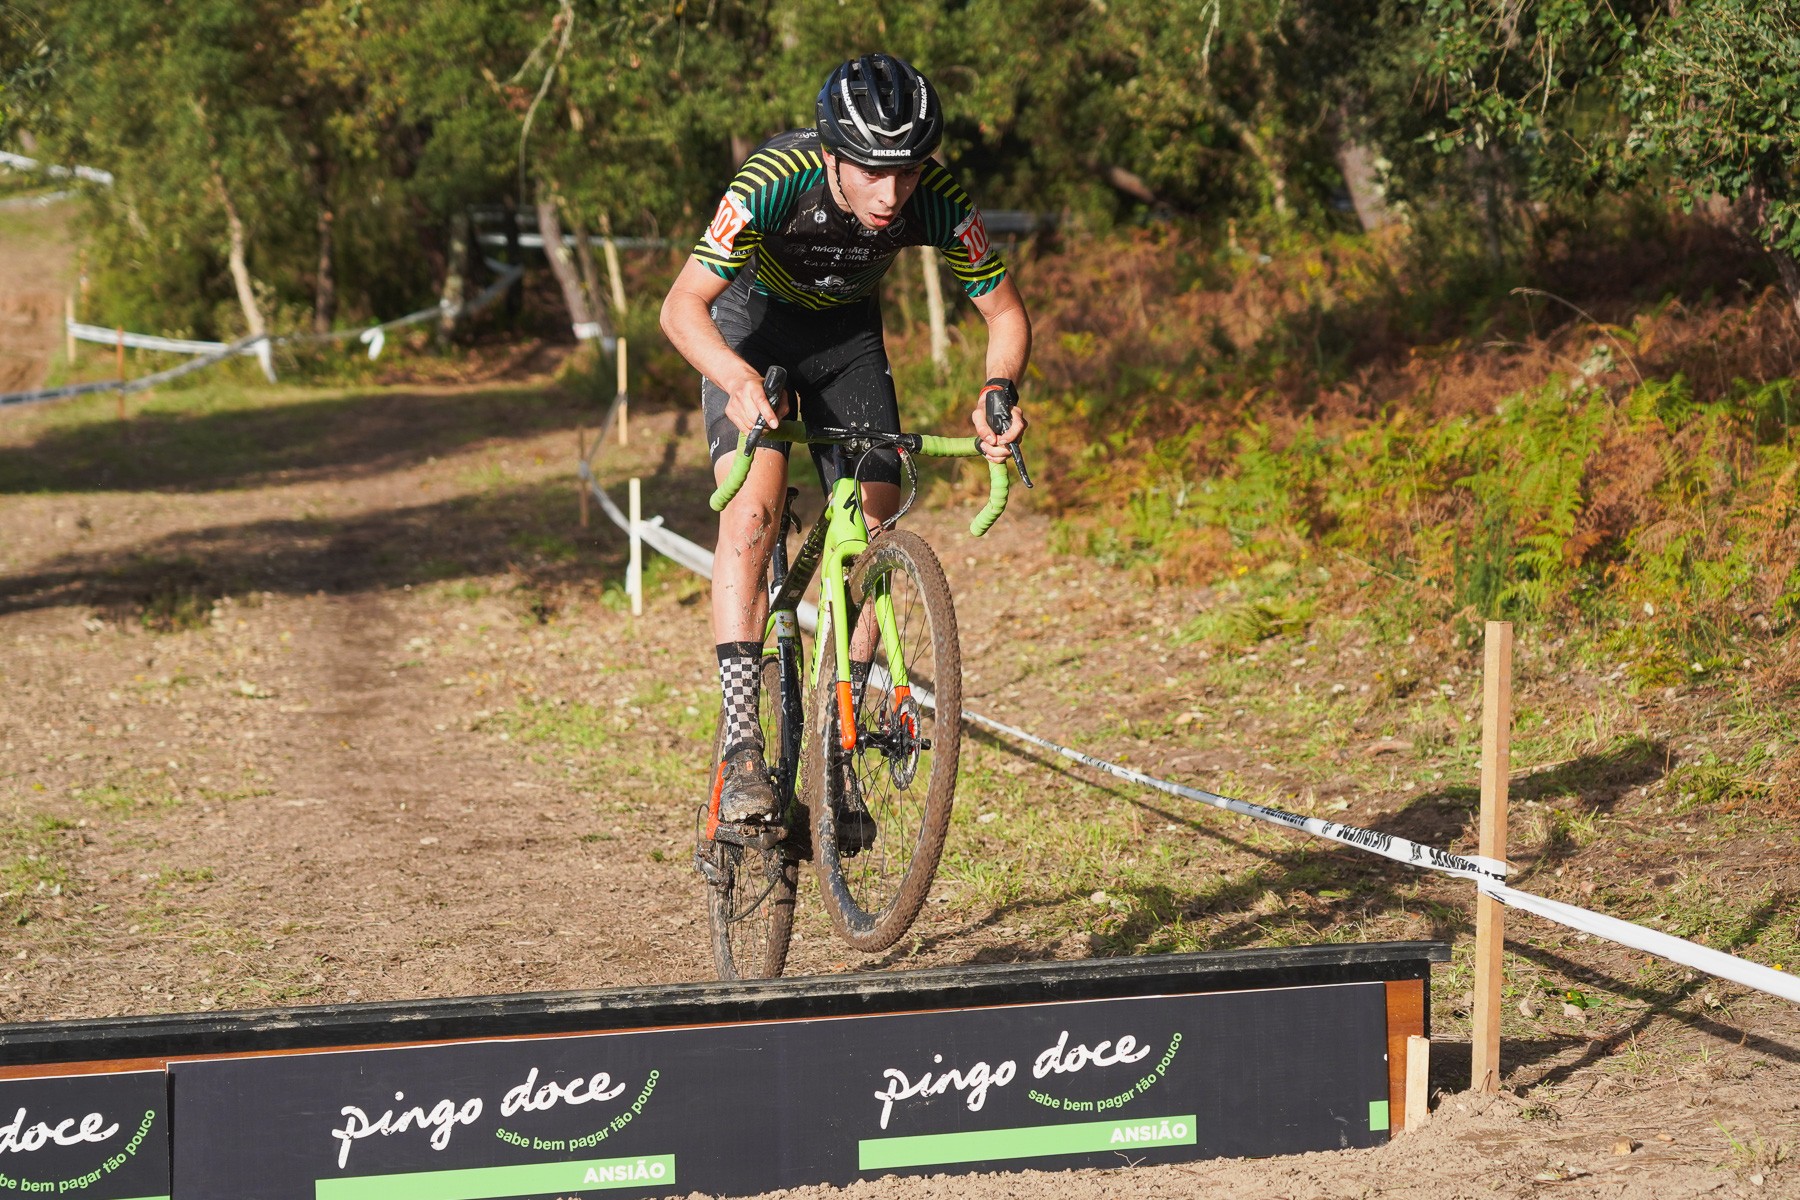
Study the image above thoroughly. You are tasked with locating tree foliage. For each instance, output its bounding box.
[1624,0,1800,255]
[12,0,1800,333]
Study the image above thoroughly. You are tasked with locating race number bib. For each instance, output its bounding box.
[953,209,993,265]
[704,192,754,256]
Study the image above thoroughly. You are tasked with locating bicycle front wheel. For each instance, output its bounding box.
[808,530,961,952]
[702,656,798,980]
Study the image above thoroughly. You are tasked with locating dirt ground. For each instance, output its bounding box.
[0,211,1796,1198]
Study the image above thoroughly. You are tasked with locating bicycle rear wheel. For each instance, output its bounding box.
[808,530,961,952]
[701,656,798,980]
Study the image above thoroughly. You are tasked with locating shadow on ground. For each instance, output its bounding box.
[0,463,723,621]
[965,725,1675,956]
[0,382,673,494]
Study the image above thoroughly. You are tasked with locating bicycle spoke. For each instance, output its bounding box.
[811,531,960,951]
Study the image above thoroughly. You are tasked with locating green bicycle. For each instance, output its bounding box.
[694,368,1017,980]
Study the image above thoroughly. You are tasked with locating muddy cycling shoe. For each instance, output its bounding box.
[834,774,878,855]
[716,744,779,825]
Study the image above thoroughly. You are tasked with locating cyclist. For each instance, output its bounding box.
[660,53,1032,827]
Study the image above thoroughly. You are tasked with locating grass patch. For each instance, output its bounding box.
[74,771,182,815]
[0,816,76,926]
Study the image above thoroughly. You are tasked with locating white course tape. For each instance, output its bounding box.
[67,321,263,357]
[580,402,1797,1006]
[477,232,673,251]
[4,260,528,405]
[0,189,74,210]
[1481,879,1800,1002]
[0,150,114,186]
[0,377,124,408]
[956,707,1508,884]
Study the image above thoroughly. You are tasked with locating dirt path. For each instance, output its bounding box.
[0,370,1795,1198]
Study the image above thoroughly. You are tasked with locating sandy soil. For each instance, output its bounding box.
[0,209,1796,1200]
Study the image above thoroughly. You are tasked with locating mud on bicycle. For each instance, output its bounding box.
[695,367,1027,980]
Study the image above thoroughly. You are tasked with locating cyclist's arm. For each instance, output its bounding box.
[969,276,1032,460]
[659,258,782,430]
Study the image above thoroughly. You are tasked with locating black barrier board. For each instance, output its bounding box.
[171,981,1390,1199]
[0,1070,168,1199]
[0,943,1443,1067]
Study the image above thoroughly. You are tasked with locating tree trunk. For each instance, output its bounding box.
[562,199,616,346]
[1217,106,1289,221]
[919,246,948,375]
[439,209,471,344]
[1742,183,1800,326]
[1333,107,1390,233]
[535,183,603,358]
[597,210,628,315]
[570,215,604,317]
[212,167,266,338]
[1772,248,1800,328]
[314,203,336,334]
[310,143,337,334]
[502,194,523,319]
[210,163,273,381]
[1097,163,1161,206]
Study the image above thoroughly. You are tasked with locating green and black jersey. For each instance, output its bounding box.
[691,128,1007,310]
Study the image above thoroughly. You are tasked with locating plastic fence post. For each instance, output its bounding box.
[628,477,643,616]
[65,295,75,366]
[617,337,629,446]
[1472,620,1513,1094]
[115,327,125,420]
[577,426,590,529]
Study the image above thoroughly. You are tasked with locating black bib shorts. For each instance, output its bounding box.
[701,274,902,491]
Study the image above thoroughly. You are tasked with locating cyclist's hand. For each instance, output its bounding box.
[724,366,788,434]
[973,378,1025,464]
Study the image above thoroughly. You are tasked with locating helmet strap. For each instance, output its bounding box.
[828,155,852,219]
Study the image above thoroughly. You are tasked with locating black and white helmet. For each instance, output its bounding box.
[815,55,942,169]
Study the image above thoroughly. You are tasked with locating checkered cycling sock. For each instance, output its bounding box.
[717,641,763,756]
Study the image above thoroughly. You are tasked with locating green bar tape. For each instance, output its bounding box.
[708,441,755,511]
[915,434,981,457]
[970,458,1009,536]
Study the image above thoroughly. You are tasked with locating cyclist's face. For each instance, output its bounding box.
[825,153,925,231]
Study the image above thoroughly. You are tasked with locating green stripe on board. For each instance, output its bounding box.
[1369,1100,1390,1131]
[315,1154,675,1200]
[859,1115,1197,1172]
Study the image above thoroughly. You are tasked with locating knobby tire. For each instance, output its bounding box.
[807,530,960,952]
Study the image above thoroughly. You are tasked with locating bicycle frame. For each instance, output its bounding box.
[711,415,1007,778]
[761,475,910,756]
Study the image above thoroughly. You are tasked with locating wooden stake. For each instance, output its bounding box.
[1471,620,1513,1094]
[627,477,643,616]
[617,337,629,446]
[1404,1035,1431,1130]
[577,426,590,529]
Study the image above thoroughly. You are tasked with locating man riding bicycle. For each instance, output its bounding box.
[660,54,1032,829]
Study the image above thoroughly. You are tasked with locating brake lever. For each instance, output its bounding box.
[984,387,1034,488]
